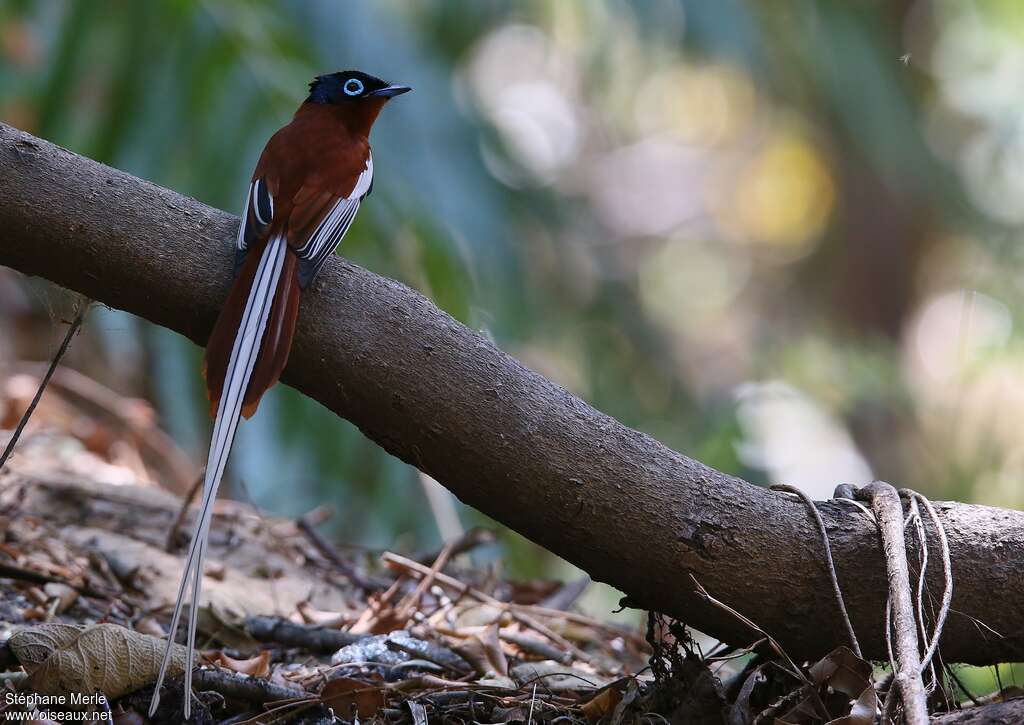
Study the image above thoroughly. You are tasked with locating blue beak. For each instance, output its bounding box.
[370,85,412,99]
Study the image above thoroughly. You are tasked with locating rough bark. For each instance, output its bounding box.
[930,699,1024,724]
[0,122,1021,665]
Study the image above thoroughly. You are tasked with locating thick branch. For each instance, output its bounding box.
[1,122,1021,664]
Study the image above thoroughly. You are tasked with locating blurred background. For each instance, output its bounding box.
[0,0,1023,658]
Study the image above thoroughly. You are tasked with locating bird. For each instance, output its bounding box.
[149,69,410,719]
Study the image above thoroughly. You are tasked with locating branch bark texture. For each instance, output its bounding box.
[1,122,1021,665]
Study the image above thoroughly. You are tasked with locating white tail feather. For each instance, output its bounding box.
[149,236,286,718]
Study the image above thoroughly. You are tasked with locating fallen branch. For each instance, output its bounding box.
[2,122,1023,664]
[192,668,310,704]
[929,698,1024,723]
[244,616,365,655]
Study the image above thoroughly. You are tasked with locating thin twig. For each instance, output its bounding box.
[912,492,953,674]
[881,683,900,725]
[771,484,861,657]
[0,303,86,471]
[833,495,876,521]
[412,527,497,566]
[905,495,936,692]
[537,576,590,612]
[688,574,808,686]
[396,540,455,620]
[297,515,380,592]
[499,629,572,664]
[857,482,929,725]
[165,468,205,552]
[944,664,981,707]
[0,561,65,586]
[885,598,896,673]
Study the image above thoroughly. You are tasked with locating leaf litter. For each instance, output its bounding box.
[0,362,961,723]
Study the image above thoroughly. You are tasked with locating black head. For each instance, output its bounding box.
[307,70,411,105]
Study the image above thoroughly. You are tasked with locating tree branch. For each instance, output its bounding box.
[1,122,1021,664]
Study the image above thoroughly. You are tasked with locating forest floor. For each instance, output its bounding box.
[0,365,654,723]
[0,366,1019,724]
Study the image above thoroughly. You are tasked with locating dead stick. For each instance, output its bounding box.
[858,482,928,725]
[771,484,861,657]
[908,491,953,674]
[382,551,593,663]
[0,561,64,586]
[396,540,455,620]
[165,468,204,552]
[245,616,365,654]
[0,303,86,471]
[297,515,380,592]
[412,527,497,566]
[689,574,808,686]
[192,668,309,704]
[499,629,572,664]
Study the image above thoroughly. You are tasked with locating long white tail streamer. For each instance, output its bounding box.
[149,236,286,719]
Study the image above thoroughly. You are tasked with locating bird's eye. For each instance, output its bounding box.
[343,78,364,96]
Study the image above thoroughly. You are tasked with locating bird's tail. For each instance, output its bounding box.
[149,235,295,719]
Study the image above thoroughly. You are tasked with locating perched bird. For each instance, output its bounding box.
[150,70,410,718]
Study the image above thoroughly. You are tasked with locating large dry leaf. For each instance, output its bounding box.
[778,646,876,725]
[210,650,271,677]
[321,676,385,719]
[581,681,625,723]
[812,647,876,725]
[727,664,766,725]
[349,594,407,635]
[10,623,187,703]
[8,623,84,669]
[827,684,877,725]
[448,623,510,685]
[808,647,873,699]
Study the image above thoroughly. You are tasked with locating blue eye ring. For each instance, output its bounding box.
[343,78,364,96]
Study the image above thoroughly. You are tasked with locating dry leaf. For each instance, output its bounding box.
[9,622,187,703]
[450,603,505,628]
[827,683,878,725]
[21,606,49,622]
[8,623,84,668]
[211,650,271,677]
[297,601,349,627]
[808,646,873,698]
[581,683,624,722]
[321,676,385,719]
[449,623,509,683]
[779,647,876,725]
[727,664,766,725]
[350,594,407,635]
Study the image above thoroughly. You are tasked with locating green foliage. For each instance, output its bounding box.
[4,4,1024,642]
